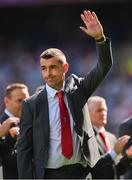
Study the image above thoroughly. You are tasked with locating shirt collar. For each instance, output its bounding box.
[93,125,105,134]
[4,109,14,117]
[46,83,64,98]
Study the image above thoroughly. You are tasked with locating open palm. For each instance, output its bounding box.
[80,10,104,40]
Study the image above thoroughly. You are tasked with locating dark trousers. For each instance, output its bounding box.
[2,156,18,179]
[44,163,91,179]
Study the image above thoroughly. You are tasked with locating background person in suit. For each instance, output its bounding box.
[119,116,132,179]
[88,96,132,179]
[17,10,113,179]
[0,83,29,179]
[0,117,20,179]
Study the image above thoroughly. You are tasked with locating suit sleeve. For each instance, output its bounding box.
[119,119,132,151]
[91,153,114,176]
[116,155,132,176]
[17,100,34,179]
[81,39,113,100]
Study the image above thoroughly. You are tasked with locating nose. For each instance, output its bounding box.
[102,111,106,116]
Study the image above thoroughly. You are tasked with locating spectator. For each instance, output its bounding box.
[88,96,132,179]
[0,83,29,179]
[0,117,19,138]
[119,116,132,179]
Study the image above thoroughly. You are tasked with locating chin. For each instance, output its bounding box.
[47,83,53,88]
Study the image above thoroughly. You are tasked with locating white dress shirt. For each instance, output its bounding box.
[45,84,82,168]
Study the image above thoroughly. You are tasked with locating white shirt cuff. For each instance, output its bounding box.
[109,150,117,160]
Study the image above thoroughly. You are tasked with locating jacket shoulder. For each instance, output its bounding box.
[67,74,80,81]
[22,89,45,114]
[66,74,82,86]
[0,113,9,123]
[25,88,44,103]
[121,116,132,126]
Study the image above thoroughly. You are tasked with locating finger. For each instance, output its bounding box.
[13,118,20,125]
[84,10,93,22]
[121,138,129,145]
[119,135,130,140]
[80,14,88,27]
[79,26,87,34]
[92,11,98,21]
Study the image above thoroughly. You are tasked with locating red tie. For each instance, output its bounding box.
[56,91,73,159]
[99,131,111,152]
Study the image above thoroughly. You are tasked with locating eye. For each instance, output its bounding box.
[41,66,46,71]
[15,99,22,103]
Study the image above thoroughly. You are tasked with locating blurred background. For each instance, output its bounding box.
[0,0,132,135]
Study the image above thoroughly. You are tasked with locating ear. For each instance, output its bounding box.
[63,63,69,73]
[4,96,9,106]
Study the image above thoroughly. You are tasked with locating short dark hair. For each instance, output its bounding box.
[40,48,67,64]
[5,83,28,98]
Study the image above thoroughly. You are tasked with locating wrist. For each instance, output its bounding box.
[95,35,106,43]
[109,150,117,160]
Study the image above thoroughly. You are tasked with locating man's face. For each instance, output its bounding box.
[90,101,108,128]
[40,57,69,90]
[4,88,29,118]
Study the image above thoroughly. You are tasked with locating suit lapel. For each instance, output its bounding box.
[96,134,107,154]
[65,92,75,121]
[36,88,50,141]
[65,83,83,136]
[93,128,106,154]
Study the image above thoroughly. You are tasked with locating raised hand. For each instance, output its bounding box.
[80,10,105,40]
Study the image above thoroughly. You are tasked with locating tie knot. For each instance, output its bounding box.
[56,91,63,99]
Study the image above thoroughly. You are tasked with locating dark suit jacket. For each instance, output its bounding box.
[93,128,132,179]
[119,116,132,179]
[0,112,18,179]
[17,39,113,179]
